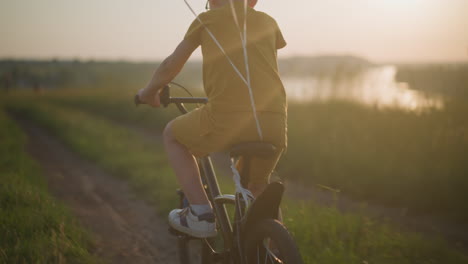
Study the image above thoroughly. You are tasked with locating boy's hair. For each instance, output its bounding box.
[246,0,258,7]
[212,0,258,8]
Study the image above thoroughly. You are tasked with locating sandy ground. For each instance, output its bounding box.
[13,116,180,264]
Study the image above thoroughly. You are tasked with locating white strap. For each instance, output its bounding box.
[230,157,254,207]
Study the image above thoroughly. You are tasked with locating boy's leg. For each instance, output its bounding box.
[239,151,284,222]
[164,120,217,238]
[235,157,267,197]
[163,120,210,206]
[236,150,283,197]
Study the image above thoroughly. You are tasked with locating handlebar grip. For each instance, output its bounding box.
[134,84,170,107]
[134,94,142,106]
[160,85,170,107]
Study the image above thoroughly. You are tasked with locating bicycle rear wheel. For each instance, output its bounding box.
[244,219,303,264]
[177,238,213,264]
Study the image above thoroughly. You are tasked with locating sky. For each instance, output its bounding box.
[1,0,467,63]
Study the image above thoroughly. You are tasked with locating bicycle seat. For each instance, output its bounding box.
[229,142,277,158]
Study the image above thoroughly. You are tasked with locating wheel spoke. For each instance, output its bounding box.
[245,219,303,264]
[257,245,261,263]
[253,238,283,264]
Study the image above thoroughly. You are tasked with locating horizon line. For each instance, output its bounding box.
[1,55,467,65]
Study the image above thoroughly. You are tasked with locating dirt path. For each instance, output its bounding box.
[13,116,180,264]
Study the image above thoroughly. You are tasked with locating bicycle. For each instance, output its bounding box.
[135,84,303,264]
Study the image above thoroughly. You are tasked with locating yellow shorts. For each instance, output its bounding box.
[171,105,287,184]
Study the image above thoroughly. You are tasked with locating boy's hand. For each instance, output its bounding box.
[137,87,161,108]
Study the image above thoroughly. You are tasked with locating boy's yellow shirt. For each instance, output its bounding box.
[184,3,287,114]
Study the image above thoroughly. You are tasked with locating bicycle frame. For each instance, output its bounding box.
[154,85,285,264]
[156,85,236,258]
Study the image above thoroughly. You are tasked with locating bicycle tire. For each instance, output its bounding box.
[177,238,210,264]
[244,219,303,264]
[177,236,190,264]
[178,236,225,264]
[175,173,223,263]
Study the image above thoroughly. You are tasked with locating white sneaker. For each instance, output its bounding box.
[168,207,217,238]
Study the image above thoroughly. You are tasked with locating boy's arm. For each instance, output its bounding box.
[138,39,198,107]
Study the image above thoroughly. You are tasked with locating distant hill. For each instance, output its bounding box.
[278,55,374,77]
[0,60,202,90]
[0,56,373,90]
[2,57,466,97]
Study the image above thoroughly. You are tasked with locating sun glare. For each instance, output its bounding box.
[381,0,426,9]
[377,0,431,18]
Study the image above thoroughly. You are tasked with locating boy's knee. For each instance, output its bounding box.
[163,120,176,143]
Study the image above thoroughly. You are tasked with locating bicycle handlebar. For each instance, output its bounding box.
[134,85,208,114]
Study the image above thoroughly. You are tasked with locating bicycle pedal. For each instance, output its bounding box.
[176,189,184,196]
[168,226,183,236]
[168,227,198,239]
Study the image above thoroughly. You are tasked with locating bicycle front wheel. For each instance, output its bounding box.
[244,219,303,264]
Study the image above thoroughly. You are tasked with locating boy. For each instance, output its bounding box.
[137,0,286,238]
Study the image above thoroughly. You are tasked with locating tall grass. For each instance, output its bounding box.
[283,201,466,264]
[11,88,468,222]
[0,110,98,263]
[6,98,468,264]
[284,100,468,221]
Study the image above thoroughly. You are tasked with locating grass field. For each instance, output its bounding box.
[0,109,98,263]
[10,86,468,223]
[3,59,467,263]
[284,99,468,221]
[4,93,468,263]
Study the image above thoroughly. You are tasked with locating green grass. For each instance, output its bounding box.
[5,97,468,264]
[284,201,467,264]
[0,110,98,264]
[7,100,178,214]
[10,88,468,222]
[284,100,468,221]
